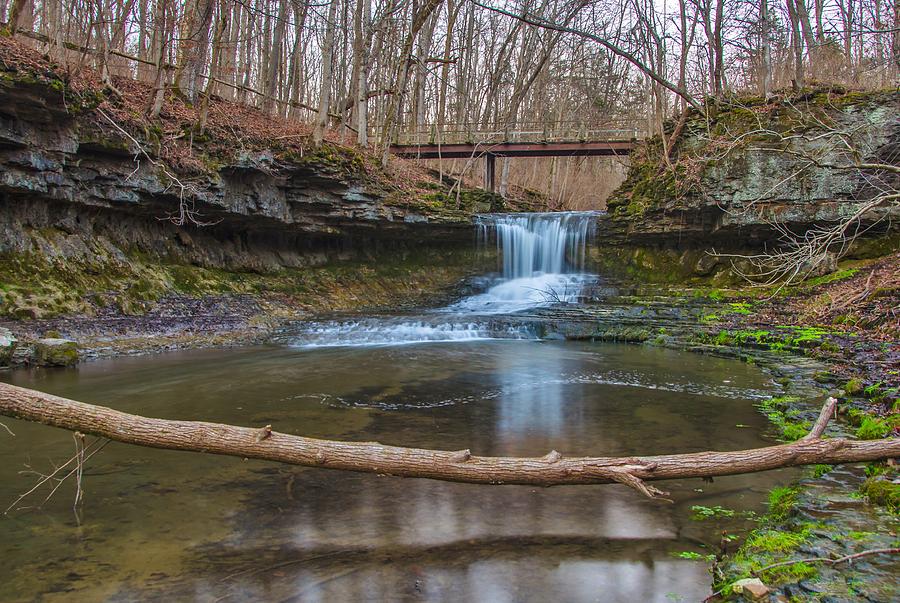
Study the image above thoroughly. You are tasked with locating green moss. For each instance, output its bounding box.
[847,531,877,541]
[0,230,484,320]
[844,378,865,395]
[856,416,891,440]
[691,505,737,520]
[810,464,834,478]
[727,302,753,315]
[860,478,900,512]
[606,151,686,217]
[419,188,505,213]
[802,268,859,289]
[744,527,809,553]
[718,522,819,593]
[34,339,78,367]
[756,396,811,441]
[288,143,366,176]
[768,485,801,522]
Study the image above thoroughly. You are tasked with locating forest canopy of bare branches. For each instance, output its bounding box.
[2,0,897,205]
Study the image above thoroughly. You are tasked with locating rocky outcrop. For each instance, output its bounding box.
[0,327,77,368]
[0,77,477,276]
[602,89,900,250]
[0,71,493,324]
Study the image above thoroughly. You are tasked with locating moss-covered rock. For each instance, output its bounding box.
[861,477,900,513]
[602,87,900,257]
[33,337,78,367]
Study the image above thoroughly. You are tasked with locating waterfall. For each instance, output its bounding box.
[448,212,599,314]
[289,212,598,347]
[480,212,595,279]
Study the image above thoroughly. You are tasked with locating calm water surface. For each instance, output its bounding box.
[0,340,799,602]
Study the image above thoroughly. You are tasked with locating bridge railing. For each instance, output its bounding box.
[384,120,647,146]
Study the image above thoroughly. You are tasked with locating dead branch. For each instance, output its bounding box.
[752,547,900,576]
[800,397,838,441]
[5,436,110,514]
[0,385,897,500]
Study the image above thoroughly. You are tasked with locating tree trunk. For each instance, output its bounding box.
[760,0,772,97]
[313,0,339,145]
[379,0,445,160]
[198,0,227,131]
[5,0,33,35]
[176,0,215,104]
[146,0,172,119]
[1,388,897,500]
[263,0,288,115]
[786,0,806,88]
[353,0,371,146]
[893,0,900,75]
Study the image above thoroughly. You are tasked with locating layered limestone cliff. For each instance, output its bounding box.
[0,43,501,325]
[597,87,899,281]
[0,77,479,273]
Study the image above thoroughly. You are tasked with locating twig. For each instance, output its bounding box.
[4,437,109,514]
[752,547,900,576]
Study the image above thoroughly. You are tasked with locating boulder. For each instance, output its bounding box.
[34,338,79,367]
[732,577,770,600]
[0,328,16,367]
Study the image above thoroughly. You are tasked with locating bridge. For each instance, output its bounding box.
[386,121,645,192]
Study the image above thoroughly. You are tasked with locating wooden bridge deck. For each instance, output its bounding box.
[389,140,636,159]
[385,121,644,192]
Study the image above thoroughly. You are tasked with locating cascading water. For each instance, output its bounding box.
[289,211,598,347]
[446,212,598,314]
[290,318,535,348]
[490,212,594,278]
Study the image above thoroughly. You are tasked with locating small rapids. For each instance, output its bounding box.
[289,318,537,348]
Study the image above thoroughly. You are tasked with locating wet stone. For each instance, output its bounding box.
[33,337,78,367]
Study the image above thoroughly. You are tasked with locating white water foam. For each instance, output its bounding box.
[444,273,595,314]
[290,319,536,348]
[445,212,599,314]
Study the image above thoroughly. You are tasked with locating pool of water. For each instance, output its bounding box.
[0,340,799,602]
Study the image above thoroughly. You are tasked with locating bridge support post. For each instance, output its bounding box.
[484,153,496,193]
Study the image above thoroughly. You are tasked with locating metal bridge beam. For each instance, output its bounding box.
[389,140,635,159]
[484,153,496,192]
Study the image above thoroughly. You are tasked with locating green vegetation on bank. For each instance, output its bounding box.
[0,241,485,319]
[715,486,822,595]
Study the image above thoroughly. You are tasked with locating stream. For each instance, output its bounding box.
[0,213,801,602]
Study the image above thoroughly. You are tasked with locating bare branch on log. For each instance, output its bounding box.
[1,384,898,501]
[801,397,838,441]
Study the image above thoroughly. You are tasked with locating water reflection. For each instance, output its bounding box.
[493,343,568,446]
[0,341,798,602]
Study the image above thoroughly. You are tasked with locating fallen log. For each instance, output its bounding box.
[1,384,897,499]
